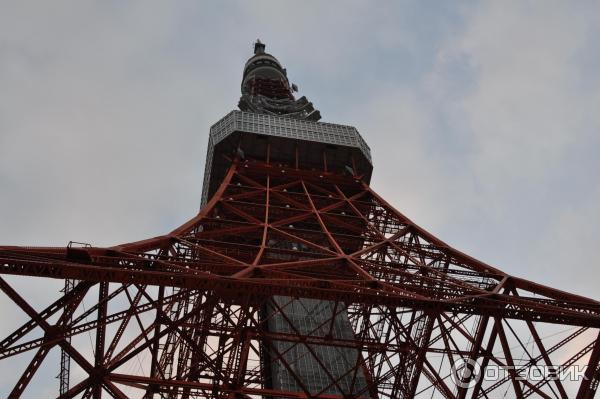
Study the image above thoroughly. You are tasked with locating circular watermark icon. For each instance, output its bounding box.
[451,357,482,389]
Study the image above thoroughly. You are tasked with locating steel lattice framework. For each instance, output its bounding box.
[1,159,600,398]
[1,41,600,398]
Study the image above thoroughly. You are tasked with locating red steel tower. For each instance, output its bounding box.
[0,41,599,399]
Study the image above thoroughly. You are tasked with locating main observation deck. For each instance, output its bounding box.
[201,110,373,205]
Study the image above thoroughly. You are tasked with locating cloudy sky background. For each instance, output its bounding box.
[1,1,600,396]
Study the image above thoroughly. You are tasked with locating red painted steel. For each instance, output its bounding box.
[0,158,599,398]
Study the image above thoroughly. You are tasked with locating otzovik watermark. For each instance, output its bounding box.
[450,357,590,389]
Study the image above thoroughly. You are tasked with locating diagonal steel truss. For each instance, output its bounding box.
[1,158,599,398]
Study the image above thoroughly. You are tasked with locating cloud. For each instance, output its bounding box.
[421,2,600,295]
[342,2,600,301]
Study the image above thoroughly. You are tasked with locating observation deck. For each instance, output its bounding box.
[201,110,372,205]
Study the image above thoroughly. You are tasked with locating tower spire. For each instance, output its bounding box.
[238,40,321,121]
[254,38,265,54]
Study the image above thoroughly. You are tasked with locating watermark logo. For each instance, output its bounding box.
[451,358,482,388]
[450,358,589,388]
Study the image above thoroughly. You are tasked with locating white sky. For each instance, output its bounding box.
[1,1,599,396]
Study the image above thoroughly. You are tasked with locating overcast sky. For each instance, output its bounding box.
[1,1,600,395]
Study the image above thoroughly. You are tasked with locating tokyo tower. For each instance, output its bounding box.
[0,40,599,398]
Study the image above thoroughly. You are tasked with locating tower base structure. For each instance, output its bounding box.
[1,151,600,398]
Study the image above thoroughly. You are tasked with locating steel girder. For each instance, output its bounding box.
[1,159,599,398]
